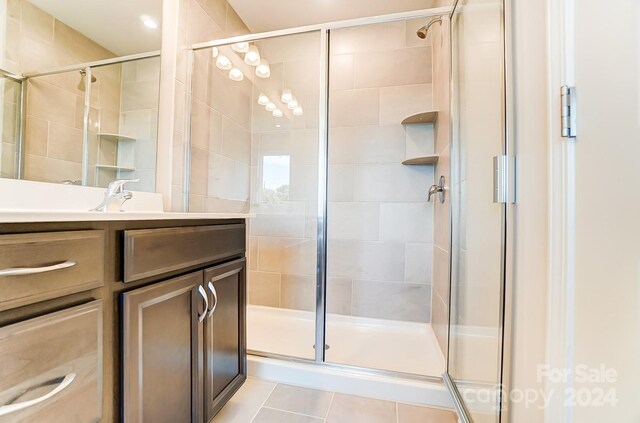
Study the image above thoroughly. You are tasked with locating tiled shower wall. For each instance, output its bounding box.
[171,0,251,212]
[3,0,120,185]
[325,21,436,323]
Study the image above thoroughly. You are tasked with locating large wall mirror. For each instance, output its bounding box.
[0,0,162,192]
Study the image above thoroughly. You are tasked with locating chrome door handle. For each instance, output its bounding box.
[0,260,77,277]
[207,281,218,318]
[427,175,446,204]
[0,373,76,417]
[197,285,208,323]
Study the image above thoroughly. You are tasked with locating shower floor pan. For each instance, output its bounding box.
[247,305,446,376]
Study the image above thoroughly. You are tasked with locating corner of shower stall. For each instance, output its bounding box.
[184,6,455,408]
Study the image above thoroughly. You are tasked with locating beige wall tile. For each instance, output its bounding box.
[190,99,220,151]
[352,280,430,322]
[327,202,379,241]
[225,5,250,37]
[431,292,449,357]
[354,164,433,202]
[405,124,435,159]
[329,125,405,165]
[186,0,225,44]
[379,84,433,125]
[328,240,405,282]
[27,79,78,127]
[196,0,227,30]
[20,0,54,45]
[379,202,433,243]
[248,271,280,307]
[258,237,316,276]
[405,243,433,284]
[24,154,81,183]
[280,274,315,311]
[327,277,352,316]
[328,164,354,202]
[53,21,114,67]
[251,214,305,238]
[330,54,354,91]
[329,88,379,127]
[222,116,251,164]
[48,122,83,163]
[25,116,48,156]
[190,147,208,195]
[432,245,450,302]
[289,165,317,202]
[331,22,405,55]
[354,47,432,89]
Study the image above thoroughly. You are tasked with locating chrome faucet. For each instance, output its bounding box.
[91,179,139,212]
[428,175,446,203]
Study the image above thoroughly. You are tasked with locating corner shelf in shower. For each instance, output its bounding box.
[402,155,439,165]
[401,111,438,125]
[96,133,136,142]
[95,164,136,172]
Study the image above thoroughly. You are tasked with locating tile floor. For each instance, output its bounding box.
[213,378,458,423]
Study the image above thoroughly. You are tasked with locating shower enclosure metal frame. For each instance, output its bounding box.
[10,50,161,185]
[185,4,514,408]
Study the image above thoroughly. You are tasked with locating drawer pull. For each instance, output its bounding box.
[197,285,208,323]
[207,281,218,317]
[0,373,76,416]
[0,261,77,277]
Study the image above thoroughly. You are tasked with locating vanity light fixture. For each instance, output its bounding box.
[293,107,303,116]
[244,45,261,66]
[232,42,249,53]
[216,55,232,70]
[266,102,277,112]
[287,98,298,110]
[211,47,219,58]
[140,15,159,29]
[281,89,293,104]
[258,93,270,105]
[229,68,244,82]
[255,59,270,78]
[272,109,283,118]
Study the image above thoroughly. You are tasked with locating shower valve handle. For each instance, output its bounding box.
[428,176,446,204]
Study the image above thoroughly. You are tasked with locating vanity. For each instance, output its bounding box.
[0,213,248,422]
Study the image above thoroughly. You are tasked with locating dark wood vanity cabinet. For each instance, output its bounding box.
[0,219,247,423]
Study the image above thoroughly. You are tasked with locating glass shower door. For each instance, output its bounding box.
[446,0,508,422]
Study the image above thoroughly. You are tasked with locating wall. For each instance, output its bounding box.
[0,78,20,178]
[169,0,251,212]
[118,57,161,192]
[324,20,436,323]
[4,0,121,185]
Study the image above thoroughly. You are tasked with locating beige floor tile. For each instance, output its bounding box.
[263,384,333,418]
[212,378,276,423]
[397,403,458,423]
[253,408,323,423]
[326,393,396,423]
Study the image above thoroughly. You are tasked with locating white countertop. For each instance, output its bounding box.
[0,211,253,223]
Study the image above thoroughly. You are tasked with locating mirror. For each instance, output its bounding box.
[0,0,162,192]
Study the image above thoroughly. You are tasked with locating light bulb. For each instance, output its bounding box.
[211,47,219,58]
[258,93,269,105]
[281,89,293,104]
[272,109,283,118]
[244,45,260,66]
[266,102,277,112]
[287,98,298,109]
[232,42,249,53]
[255,59,270,78]
[293,107,303,116]
[229,68,244,82]
[216,55,232,70]
[140,15,159,29]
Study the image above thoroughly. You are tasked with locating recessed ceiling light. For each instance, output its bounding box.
[140,15,158,29]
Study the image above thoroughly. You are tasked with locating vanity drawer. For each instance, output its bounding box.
[123,224,245,283]
[0,230,105,311]
[0,301,102,423]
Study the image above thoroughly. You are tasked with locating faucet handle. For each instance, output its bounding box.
[106,179,140,194]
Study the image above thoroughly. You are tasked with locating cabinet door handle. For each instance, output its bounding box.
[197,285,208,323]
[0,373,76,417]
[207,281,218,317]
[0,260,77,276]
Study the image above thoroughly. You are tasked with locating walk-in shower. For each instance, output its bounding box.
[184,1,511,419]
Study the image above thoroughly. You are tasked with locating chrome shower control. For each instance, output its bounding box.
[428,175,446,203]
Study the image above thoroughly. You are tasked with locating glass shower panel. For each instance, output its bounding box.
[448,0,506,421]
[325,19,444,376]
[0,76,21,179]
[190,31,320,359]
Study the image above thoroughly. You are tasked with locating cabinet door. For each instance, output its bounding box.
[203,259,246,421]
[122,272,205,423]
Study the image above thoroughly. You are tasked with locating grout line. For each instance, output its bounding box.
[324,392,336,420]
[249,382,278,423]
[261,406,325,420]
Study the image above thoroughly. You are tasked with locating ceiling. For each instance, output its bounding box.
[227,0,439,33]
[29,0,162,56]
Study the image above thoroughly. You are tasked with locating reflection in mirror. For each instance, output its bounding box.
[0,0,162,192]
